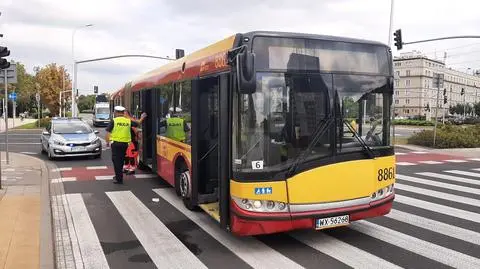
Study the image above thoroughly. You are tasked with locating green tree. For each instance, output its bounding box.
[474,102,480,117]
[77,95,96,112]
[34,63,71,116]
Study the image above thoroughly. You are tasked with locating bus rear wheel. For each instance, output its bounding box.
[175,162,196,210]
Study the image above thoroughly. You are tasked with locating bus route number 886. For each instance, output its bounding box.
[377,167,395,181]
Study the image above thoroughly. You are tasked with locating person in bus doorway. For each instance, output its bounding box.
[160,107,190,143]
[123,110,140,174]
[105,106,146,184]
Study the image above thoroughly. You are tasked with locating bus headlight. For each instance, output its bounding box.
[371,184,394,202]
[232,197,289,213]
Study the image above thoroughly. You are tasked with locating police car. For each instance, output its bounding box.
[40,117,102,160]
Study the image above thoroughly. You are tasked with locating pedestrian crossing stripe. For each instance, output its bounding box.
[52,167,480,269]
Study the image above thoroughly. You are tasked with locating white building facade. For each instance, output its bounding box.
[393,51,480,120]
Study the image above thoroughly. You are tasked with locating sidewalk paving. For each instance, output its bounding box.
[395,144,480,158]
[0,152,53,269]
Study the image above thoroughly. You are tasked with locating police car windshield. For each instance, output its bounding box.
[53,122,92,134]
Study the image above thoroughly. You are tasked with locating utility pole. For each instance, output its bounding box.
[388,0,396,144]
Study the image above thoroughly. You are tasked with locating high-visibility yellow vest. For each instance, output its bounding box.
[110,117,131,143]
[166,117,186,142]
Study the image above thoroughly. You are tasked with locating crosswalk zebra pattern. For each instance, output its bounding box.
[52,166,480,269]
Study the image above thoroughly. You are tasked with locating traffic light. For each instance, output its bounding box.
[444,96,447,104]
[443,88,447,95]
[175,49,185,59]
[461,88,465,95]
[393,29,403,50]
[94,85,98,94]
[0,46,10,69]
[425,103,430,112]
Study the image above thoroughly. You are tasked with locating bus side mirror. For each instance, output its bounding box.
[236,51,256,94]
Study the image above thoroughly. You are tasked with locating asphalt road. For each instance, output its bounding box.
[2,119,480,268]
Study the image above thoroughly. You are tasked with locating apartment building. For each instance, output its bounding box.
[393,50,480,120]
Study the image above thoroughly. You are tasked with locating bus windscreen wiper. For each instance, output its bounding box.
[343,120,375,159]
[286,117,334,178]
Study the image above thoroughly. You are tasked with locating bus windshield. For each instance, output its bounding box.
[232,37,392,174]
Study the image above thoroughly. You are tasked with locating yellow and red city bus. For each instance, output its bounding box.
[111,31,396,236]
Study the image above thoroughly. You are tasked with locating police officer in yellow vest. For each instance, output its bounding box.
[105,106,146,184]
[159,108,190,143]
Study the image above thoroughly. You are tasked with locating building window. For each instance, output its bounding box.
[395,99,399,104]
[395,90,399,95]
[406,80,411,86]
[396,71,400,77]
[406,70,411,76]
[395,80,399,87]
[406,99,410,104]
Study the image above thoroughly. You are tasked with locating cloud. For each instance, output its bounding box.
[1,0,480,95]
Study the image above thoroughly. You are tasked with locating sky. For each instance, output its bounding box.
[1,0,480,95]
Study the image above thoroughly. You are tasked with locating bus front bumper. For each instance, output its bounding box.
[230,194,394,236]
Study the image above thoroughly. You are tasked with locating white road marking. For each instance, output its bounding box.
[395,195,480,223]
[387,209,480,245]
[153,188,304,269]
[395,183,480,207]
[445,159,468,163]
[445,170,480,178]
[468,158,480,161]
[20,152,38,155]
[396,162,416,166]
[350,220,480,268]
[0,142,41,144]
[51,167,72,172]
[418,161,443,164]
[394,152,407,155]
[51,177,76,183]
[65,193,110,268]
[3,168,14,172]
[134,174,156,179]
[86,166,108,170]
[291,231,402,269]
[412,151,428,154]
[415,172,480,187]
[95,175,114,180]
[397,174,480,194]
[107,191,208,269]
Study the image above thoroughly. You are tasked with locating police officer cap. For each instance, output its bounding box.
[114,106,126,112]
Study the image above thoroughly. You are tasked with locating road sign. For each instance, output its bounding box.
[8,92,17,101]
[0,63,17,84]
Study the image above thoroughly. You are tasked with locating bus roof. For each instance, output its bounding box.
[124,31,389,92]
[130,34,237,92]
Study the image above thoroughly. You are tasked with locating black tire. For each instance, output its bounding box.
[176,162,196,210]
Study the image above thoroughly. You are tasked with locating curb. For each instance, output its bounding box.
[39,156,55,269]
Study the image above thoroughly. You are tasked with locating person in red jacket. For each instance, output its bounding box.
[123,110,140,174]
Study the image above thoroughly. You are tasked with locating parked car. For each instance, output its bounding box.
[40,117,102,160]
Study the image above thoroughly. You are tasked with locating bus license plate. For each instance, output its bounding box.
[315,215,349,230]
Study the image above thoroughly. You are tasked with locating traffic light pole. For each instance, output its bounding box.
[3,69,8,164]
[72,54,175,117]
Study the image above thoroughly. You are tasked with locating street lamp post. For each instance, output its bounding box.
[71,24,93,117]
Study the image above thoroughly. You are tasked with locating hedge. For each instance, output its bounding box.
[408,124,480,148]
[393,119,435,126]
